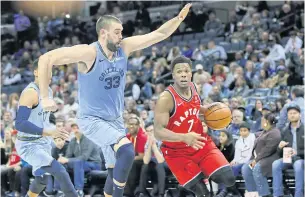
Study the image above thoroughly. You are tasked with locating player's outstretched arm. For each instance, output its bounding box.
[154,92,185,142]
[122,3,192,56]
[38,45,96,100]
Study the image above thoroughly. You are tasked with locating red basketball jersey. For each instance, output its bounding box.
[163,83,210,150]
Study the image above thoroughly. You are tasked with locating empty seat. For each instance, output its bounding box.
[231,42,240,52]
[195,32,205,40]
[172,35,183,42]
[214,37,225,44]
[183,33,195,41]
[253,88,270,96]
[200,38,210,44]
[219,42,231,52]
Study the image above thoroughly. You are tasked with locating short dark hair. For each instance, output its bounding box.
[96,15,122,35]
[33,59,39,70]
[291,86,304,98]
[171,56,192,71]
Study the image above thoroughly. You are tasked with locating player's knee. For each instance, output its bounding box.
[104,192,112,197]
[116,142,135,161]
[210,166,235,187]
[113,137,132,152]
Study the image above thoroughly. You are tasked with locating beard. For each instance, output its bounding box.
[107,39,119,52]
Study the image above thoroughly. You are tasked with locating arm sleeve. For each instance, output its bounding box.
[15,106,43,135]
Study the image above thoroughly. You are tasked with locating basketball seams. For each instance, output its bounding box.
[204,107,229,117]
[205,115,232,122]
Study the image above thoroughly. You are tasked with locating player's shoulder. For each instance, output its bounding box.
[22,87,38,97]
[158,90,173,102]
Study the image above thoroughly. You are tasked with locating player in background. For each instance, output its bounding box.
[154,56,241,197]
[14,59,78,197]
[36,4,192,197]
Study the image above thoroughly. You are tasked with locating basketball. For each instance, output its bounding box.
[203,102,232,130]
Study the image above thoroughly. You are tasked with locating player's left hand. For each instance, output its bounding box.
[177,3,192,21]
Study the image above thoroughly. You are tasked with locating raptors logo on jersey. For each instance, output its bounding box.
[164,82,209,149]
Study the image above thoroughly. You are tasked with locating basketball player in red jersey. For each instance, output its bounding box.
[154,56,241,197]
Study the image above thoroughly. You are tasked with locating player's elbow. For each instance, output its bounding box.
[153,129,163,141]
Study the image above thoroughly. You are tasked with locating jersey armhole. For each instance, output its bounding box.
[27,87,39,109]
[165,90,176,118]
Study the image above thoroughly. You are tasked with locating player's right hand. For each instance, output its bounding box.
[278,141,289,149]
[41,98,57,112]
[183,132,206,150]
[43,128,70,140]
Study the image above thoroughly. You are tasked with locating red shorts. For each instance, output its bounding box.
[161,142,229,186]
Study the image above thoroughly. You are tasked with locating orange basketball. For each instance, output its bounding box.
[203,102,232,130]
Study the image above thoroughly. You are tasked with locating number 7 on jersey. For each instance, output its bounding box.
[187,119,194,133]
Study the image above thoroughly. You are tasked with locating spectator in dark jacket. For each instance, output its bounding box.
[272,104,304,197]
[55,123,101,196]
[242,113,281,197]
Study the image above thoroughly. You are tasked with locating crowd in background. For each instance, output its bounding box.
[1,1,304,197]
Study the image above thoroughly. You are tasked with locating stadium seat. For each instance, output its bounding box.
[183,33,195,41]
[188,40,200,49]
[267,95,281,103]
[231,42,240,52]
[200,38,210,45]
[219,42,231,52]
[171,35,183,42]
[194,32,205,40]
[253,88,270,97]
[214,37,225,44]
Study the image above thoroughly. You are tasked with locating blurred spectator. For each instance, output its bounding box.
[244,45,254,60]
[204,40,227,60]
[277,86,304,128]
[1,131,21,197]
[130,50,146,68]
[224,13,238,37]
[167,47,181,62]
[125,73,141,101]
[204,10,224,37]
[135,3,151,28]
[1,55,13,75]
[1,28,16,56]
[234,51,247,67]
[227,109,244,139]
[285,30,303,54]
[242,113,281,197]
[235,1,249,18]
[125,116,147,197]
[218,130,235,162]
[231,22,247,42]
[272,104,304,197]
[267,65,289,88]
[230,122,256,176]
[241,6,256,27]
[279,4,295,37]
[138,123,165,197]
[14,10,31,46]
[266,36,286,63]
[56,123,101,196]
[287,66,304,86]
[230,76,249,97]
[3,67,21,86]
[251,99,263,121]
[211,64,226,82]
